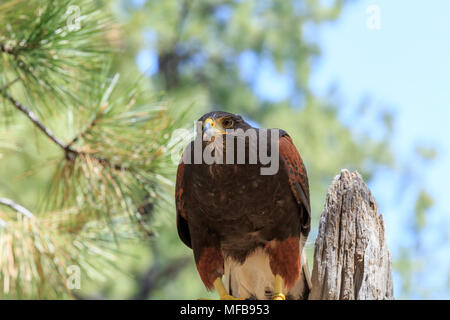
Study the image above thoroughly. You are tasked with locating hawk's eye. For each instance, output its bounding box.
[223,118,234,129]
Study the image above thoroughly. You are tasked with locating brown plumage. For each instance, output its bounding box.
[175,111,311,299]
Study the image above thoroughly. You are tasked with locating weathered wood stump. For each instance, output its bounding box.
[309,169,394,300]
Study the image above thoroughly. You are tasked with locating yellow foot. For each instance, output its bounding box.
[220,294,244,300]
[213,277,244,300]
[272,292,286,300]
[272,274,286,300]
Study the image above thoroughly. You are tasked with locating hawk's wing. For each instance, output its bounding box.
[278,133,311,237]
[175,147,192,248]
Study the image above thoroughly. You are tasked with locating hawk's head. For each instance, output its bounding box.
[198,111,252,143]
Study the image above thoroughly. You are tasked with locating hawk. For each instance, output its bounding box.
[175,111,311,300]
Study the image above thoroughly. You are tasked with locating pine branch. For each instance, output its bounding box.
[0,87,131,169]
[66,111,103,148]
[0,42,14,55]
[0,201,130,298]
[0,89,70,152]
[0,0,181,299]
[0,0,112,108]
[5,77,20,88]
[0,197,35,219]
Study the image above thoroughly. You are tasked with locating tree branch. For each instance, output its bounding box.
[132,256,191,300]
[0,89,129,170]
[66,109,104,148]
[0,197,35,219]
[85,153,128,172]
[0,89,70,152]
[0,42,15,55]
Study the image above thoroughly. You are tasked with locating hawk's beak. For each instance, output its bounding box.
[203,118,225,141]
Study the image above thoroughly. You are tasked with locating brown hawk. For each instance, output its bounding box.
[175,111,311,300]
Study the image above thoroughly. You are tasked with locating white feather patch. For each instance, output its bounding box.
[224,246,309,300]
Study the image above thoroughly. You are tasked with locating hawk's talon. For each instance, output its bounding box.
[272,274,285,300]
[214,277,244,300]
[272,292,286,300]
[220,294,244,300]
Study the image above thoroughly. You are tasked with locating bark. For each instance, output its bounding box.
[309,169,394,300]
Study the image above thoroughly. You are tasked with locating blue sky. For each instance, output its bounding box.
[310,0,450,298]
[134,0,450,299]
